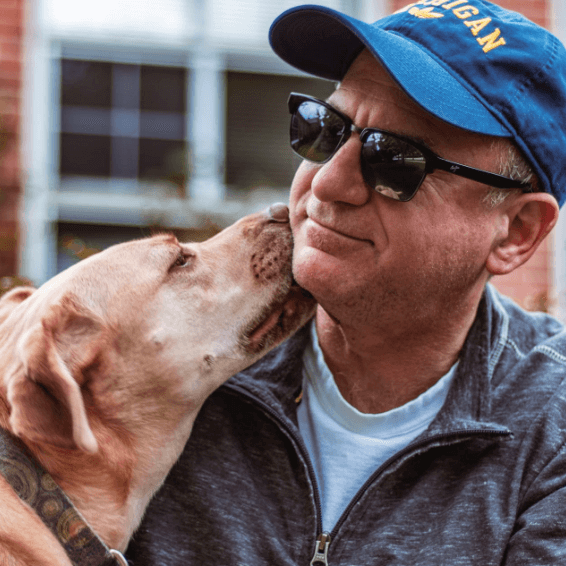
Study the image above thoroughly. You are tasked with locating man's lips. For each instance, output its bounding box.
[305,217,374,245]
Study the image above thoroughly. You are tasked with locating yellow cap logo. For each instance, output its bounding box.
[394,1,507,54]
[408,6,444,18]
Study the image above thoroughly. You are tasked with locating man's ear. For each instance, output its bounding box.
[6,295,107,454]
[486,192,559,276]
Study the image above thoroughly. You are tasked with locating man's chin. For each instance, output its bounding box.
[292,252,348,305]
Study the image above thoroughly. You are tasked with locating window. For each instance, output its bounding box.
[59,59,188,194]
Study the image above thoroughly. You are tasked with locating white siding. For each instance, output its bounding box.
[208,0,342,43]
[44,0,197,41]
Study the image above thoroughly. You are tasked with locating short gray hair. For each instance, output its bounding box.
[483,139,538,208]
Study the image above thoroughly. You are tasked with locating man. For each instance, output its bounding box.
[127,1,566,564]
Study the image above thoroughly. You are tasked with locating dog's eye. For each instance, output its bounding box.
[171,251,193,269]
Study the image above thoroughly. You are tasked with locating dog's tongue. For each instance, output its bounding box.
[246,287,311,352]
[247,307,284,350]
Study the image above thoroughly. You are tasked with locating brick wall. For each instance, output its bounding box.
[389,0,548,24]
[0,0,24,282]
[493,0,548,27]
[476,1,552,311]
[388,0,552,311]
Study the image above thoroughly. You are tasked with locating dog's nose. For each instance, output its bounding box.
[266,203,289,223]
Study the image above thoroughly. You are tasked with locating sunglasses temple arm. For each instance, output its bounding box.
[432,156,530,190]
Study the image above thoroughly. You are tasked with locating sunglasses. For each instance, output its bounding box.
[288,93,530,202]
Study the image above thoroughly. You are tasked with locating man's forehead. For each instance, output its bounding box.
[333,49,496,153]
[329,51,440,146]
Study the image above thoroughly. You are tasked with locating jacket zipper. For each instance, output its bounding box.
[310,532,331,565]
[227,385,511,565]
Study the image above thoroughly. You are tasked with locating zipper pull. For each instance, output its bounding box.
[310,532,331,565]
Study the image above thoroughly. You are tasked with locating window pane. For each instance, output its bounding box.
[60,133,111,177]
[59,59,189,191]
[140,66,186,113]
[112,63,140,109]
[138,138,187,184]
[111,137,138,178]
[61,60,112,108]
[139,111,185,140]
[60,107,111,135]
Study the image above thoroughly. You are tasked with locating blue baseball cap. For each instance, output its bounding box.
[269,1,566,206]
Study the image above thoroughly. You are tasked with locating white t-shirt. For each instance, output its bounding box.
[297,322,457,532]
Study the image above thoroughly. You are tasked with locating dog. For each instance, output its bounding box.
[0,204,315,565]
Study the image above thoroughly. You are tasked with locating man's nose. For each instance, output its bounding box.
[310,137,372,206]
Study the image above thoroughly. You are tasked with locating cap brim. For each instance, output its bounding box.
[269,5,511,137]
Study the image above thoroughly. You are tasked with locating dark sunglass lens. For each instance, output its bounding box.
[291,100,347,163]
[361,132,427,201]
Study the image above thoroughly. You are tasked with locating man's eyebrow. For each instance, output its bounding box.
[324,94,436,148]
[403,132,435,148]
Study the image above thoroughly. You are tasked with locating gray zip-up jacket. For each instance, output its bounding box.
[126,284,566,565]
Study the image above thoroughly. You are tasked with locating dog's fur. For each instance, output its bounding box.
[0,208,315,565]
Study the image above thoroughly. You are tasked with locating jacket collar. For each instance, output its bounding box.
[428,283,511,434]
[228,321,310,425]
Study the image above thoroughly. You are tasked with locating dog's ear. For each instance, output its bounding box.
[0,286,35,326]
[6,295,106,454]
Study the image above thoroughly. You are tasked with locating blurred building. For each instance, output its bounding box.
[9,0,386,282]
[0,0,23,282]
[2,0,566,317]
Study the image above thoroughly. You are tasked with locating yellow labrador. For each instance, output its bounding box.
[0,204,315,565]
